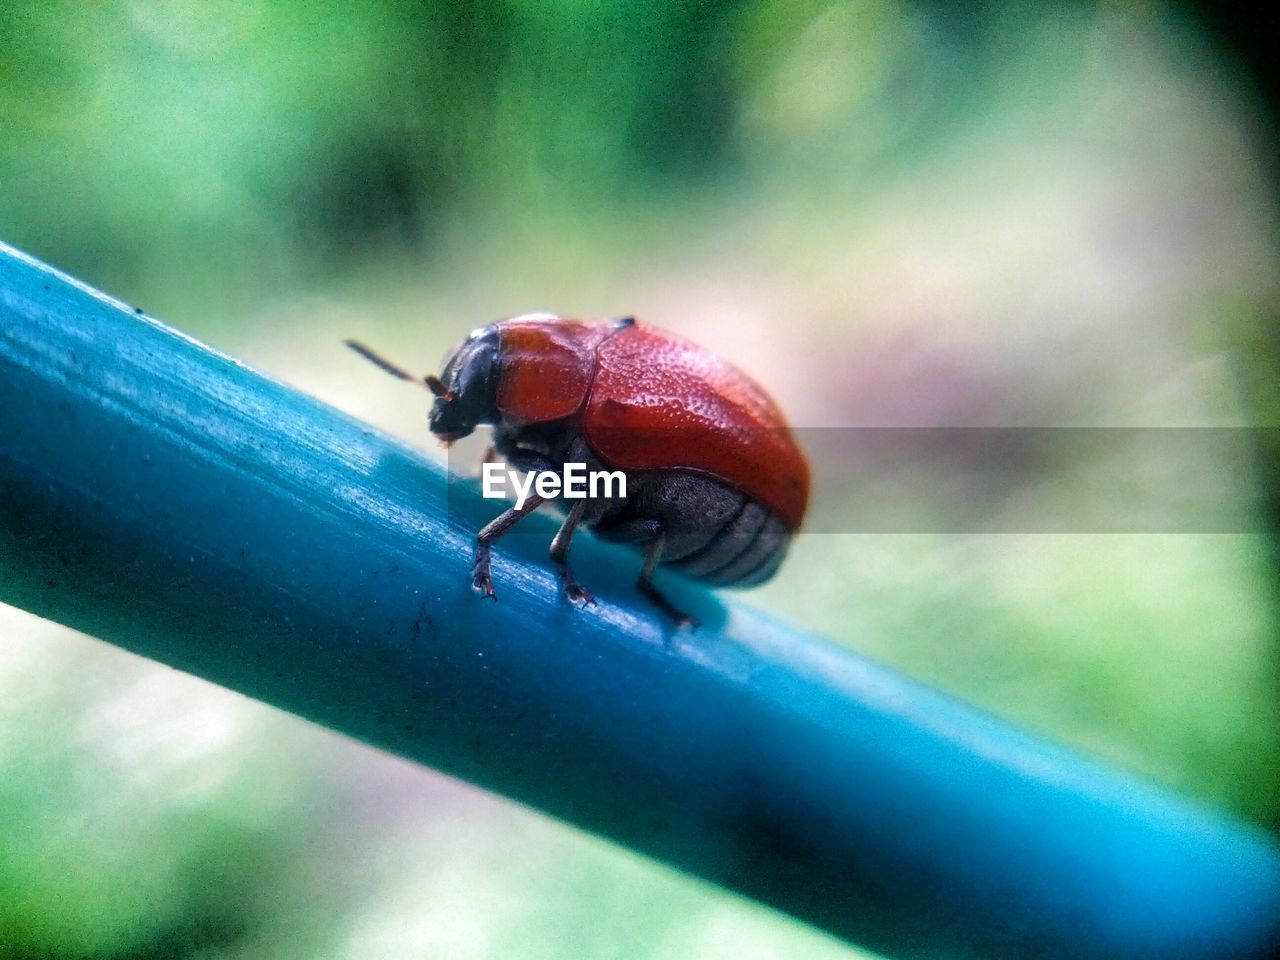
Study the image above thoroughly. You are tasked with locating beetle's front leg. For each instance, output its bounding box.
[473,495,546,599]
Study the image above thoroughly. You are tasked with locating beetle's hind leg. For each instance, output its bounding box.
[550,500,595,606]
[637,532,697,629]
[473,495,547,599]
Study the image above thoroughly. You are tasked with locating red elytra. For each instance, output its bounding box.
[494,316,809,531]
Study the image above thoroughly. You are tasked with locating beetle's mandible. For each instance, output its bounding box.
[347,314,810,625]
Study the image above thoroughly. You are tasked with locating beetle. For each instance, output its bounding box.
[346,314,809,625]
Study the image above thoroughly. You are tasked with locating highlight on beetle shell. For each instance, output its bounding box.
[482,462,627,510]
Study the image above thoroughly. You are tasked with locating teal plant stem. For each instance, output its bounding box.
[0,242,1277,960]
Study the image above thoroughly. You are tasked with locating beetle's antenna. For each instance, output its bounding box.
[345,339,431,389]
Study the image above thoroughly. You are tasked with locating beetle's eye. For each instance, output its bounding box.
[425,375,451,400]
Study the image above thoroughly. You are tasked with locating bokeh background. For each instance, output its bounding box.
[2,2,1278,958]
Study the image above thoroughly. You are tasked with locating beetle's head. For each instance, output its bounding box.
[427,325,500,443]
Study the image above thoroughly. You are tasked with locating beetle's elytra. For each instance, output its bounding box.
[347,314,810,625]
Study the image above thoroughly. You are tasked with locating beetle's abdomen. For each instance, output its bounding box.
[666,495,790,587]
[591,471,792,588]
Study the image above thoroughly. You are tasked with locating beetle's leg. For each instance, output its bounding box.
[470,443,500,480]
[549,499,595,606]
[637,532,698,628]
[473,495,547,600]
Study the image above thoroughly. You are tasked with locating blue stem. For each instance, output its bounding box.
[0,243,1276,959]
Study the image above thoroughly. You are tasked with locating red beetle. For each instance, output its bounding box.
[348,314,809,624]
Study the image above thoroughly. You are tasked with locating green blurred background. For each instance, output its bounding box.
[2,2,1278,958]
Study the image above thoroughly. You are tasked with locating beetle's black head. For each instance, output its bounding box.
[427,325,500,443]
